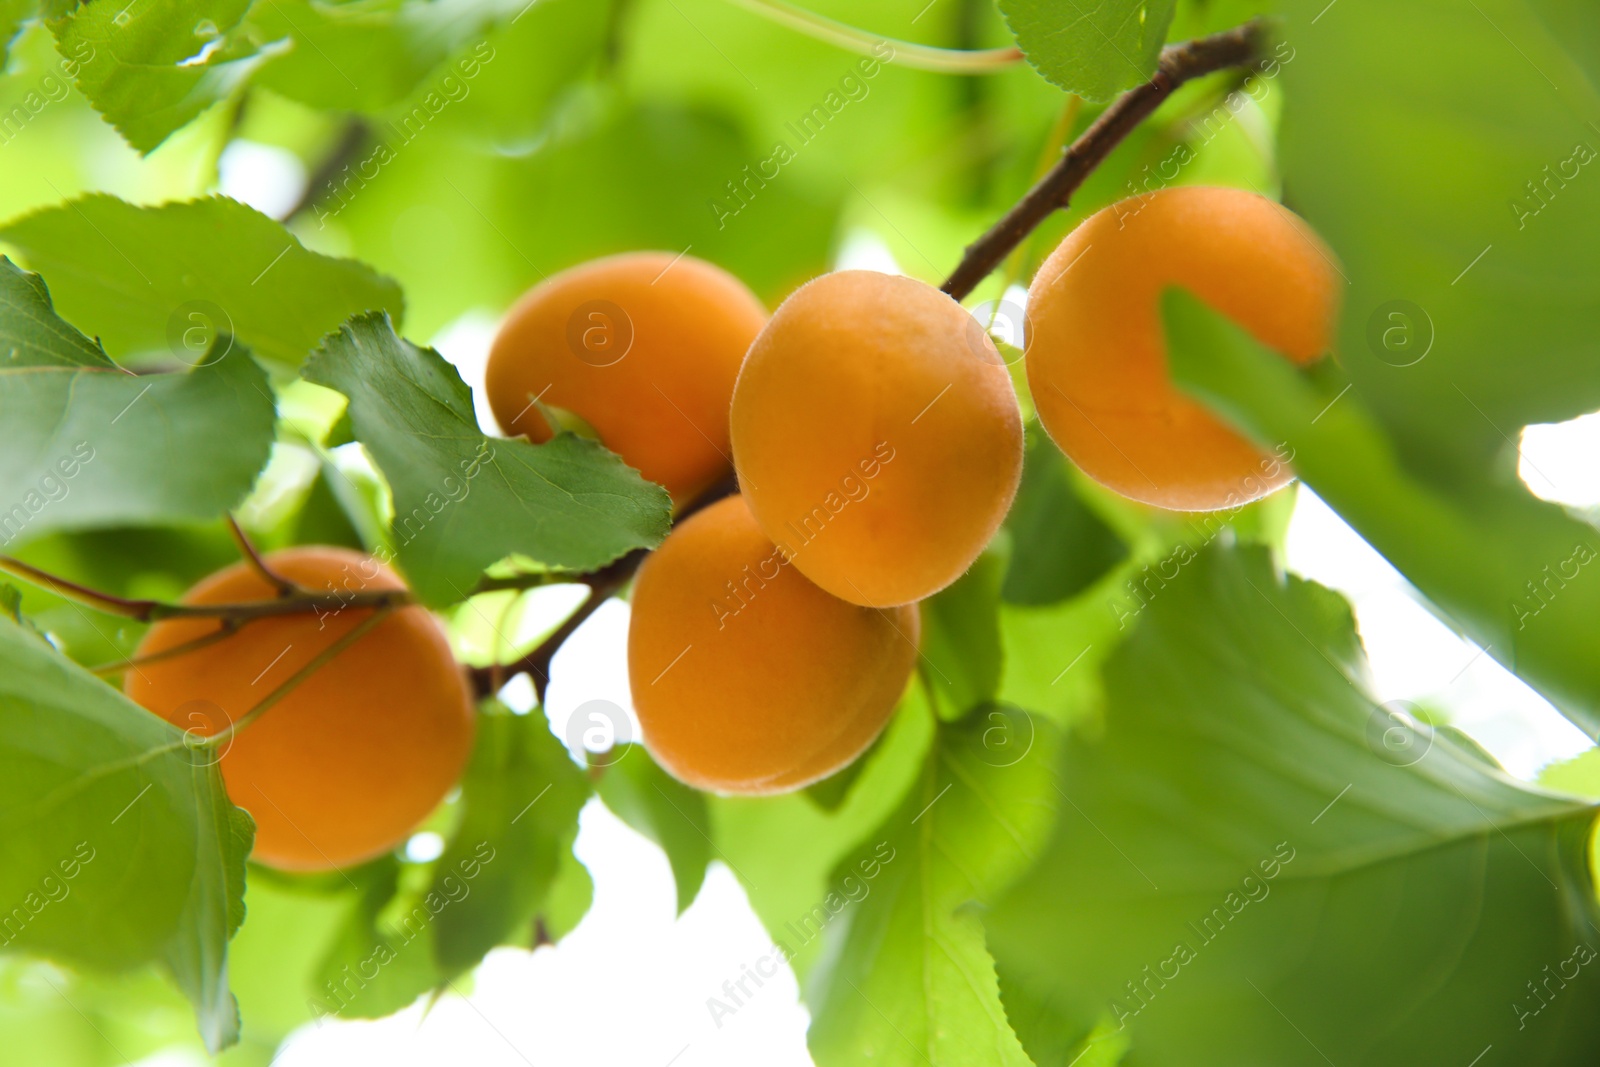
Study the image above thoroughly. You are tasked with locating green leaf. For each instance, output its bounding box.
[0,583,21,622]
[429,706,590,977]
[0,612,253,1051]
[1,0,33,66]
[227,873,362,1041]
[918,546,1006,720]
[803,733,882,813]
[540,845,593,944]
[161,802,254,1052]
[998,0,1177,100]
[710,691,936,983]
[805,704,1057,1067]
[597,745,711,914]
[1278,0,1600,469]
[310,858,439,1020]
[0,195,404,366]
[1003,429,1128,606]
[48,0,268,153]
[243,0,540,113]
[0,258,275,542]
[302,313,671,606]
[0,254,113,367]
[431,0,615,144]
[322,99,838,337]
[1539,749,1600,800]
[1163,287,1600,737]
[987,544,1600,1064]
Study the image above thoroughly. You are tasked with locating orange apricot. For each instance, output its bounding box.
[1025,185,1340,511]
[125,547,474,871]
[729,271,1023,608]
[485,252,767,505]
[627,495,919,795]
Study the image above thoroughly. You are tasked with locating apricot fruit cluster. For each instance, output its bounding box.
[127,547,474,870]
[488,259,1029,792]
[1025,185,1339,511]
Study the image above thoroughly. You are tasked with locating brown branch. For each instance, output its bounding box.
[227,515,300,597]
[469,472,741,700]
[468,553,643,703]
[0,551,602,627]
[286,117,371,224]
[0,554,410,623]
[940,19,1268,302]
[470,571,578,595]
[9,470,735,699]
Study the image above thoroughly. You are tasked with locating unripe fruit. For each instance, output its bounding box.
[485,252,767,505]
[1025,185,1340,511]
[125,547,474,871]
[730,271,1023,608]
[627,495,919,795]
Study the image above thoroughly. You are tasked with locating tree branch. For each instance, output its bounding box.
[469,472,740,701]
[468,551,643,703]
[0,553,410,623]
[940,19,1268,302]
[285,117,371,224]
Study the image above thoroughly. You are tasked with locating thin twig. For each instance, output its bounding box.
[719,0,1023,73]
[0,555,167,620]
[91,619,242,676]
[0,553,411,623]
[206,608,393,747]
[470,572,579,595]
[227,515,300,597]
[285,117,371,223]
[12,475,734,695]
[940,19,1268,301]
[468,553,640,702]
[0,553,583,625]
[469,473,741,699]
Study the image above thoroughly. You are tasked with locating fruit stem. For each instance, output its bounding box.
[941,18,1269,302]
[205,607,393,748]
[227,515,301,597]
[718,0,1024,74]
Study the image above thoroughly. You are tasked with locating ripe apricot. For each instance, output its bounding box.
[729,271,1023,608]
[627,495,919,795]
[485,252,767,505]
[1025,185,1340,511]
[125,547,474,871]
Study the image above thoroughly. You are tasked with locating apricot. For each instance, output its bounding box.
[485,252,767,505]
[125,547,474,871]
[729,271,1023,608]
[1025,185,1340,511]
[627,495,918,795]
